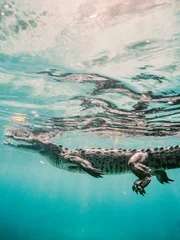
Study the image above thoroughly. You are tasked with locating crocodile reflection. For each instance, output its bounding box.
[35,70,180,137]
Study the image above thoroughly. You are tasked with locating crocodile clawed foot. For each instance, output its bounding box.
[84,167,103,178]
[155,170,174,184]
[162,178,174,184]
[132,177,151,196]
[132,184,146,196]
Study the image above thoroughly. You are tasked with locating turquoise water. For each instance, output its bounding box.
[0,0,180,239]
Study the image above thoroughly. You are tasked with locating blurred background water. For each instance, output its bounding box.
[0,0,180,239]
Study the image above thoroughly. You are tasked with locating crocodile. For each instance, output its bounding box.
[4,126,180,195]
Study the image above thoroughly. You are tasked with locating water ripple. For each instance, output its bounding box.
[1,70,178,138]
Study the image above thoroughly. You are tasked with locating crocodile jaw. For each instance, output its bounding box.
[4,126,33,142]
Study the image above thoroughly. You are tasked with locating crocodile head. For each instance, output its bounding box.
[4,126,69,172]
[4,126,44,156]
[5,126,34,142]
[5,126,60,143]
[4,126,82,173]
[4,126,62,157]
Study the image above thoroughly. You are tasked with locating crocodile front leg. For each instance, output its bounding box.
[65,155,103,178]
[128,152,151,195]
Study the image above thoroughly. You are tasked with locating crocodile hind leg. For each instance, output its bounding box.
[65,155,103,178]
[128,152,152,195]
[155,170,174,184]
